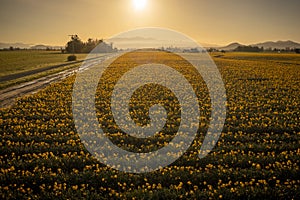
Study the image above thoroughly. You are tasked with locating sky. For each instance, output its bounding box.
[0,0,299,46]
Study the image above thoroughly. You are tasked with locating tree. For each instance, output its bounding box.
[82,38,102,53]
[234,45,263,52]
[66,35,84,53]
[65,36,116,54]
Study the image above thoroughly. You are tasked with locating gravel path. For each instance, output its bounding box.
[0,53,116,108]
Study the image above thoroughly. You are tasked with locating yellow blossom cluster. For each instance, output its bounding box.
[0,52,299,199]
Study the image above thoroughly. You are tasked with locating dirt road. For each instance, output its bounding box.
[0,54,115,108]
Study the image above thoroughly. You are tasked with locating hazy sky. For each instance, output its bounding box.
[0,0,299,46]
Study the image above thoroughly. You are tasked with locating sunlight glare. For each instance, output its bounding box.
[133,0,147,11]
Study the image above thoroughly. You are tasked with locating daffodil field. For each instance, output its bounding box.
[0,52,299,199]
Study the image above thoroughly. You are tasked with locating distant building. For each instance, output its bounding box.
[94,42,116,53]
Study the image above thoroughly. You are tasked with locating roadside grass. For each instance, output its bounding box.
[0,50,88,76]
[0,50,107,90]
[0,62,81,90]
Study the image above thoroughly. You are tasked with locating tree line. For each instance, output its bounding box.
[234,45,264,52]
[65,35,116,53]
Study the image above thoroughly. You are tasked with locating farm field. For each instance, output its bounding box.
[0,50,89,77]
[0,51,299,199]
[0,51,90,89]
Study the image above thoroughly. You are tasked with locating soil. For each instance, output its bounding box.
[0,54,116,108]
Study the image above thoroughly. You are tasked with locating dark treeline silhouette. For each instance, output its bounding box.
[234,45,264,52]
[65,35,116,53]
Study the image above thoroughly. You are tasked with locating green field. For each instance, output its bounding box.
[0,51,299,199]
[0,50,88,77]
[0,50,89,89]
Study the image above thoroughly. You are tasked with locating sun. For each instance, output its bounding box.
[133,0,147,11]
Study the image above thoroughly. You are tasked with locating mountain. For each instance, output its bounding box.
[219,40,300,51]
[218,42,244,51]
[107,37,219,49]
[2,40,299,51]
[30,44,62,50]
[200,42,220,48]
[0,42,32,49]
[30,45,50,50]
[0,42,63,50]
[254,40,300,49]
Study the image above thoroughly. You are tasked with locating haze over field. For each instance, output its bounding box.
[0,0,299,46]
[1,1,300,199]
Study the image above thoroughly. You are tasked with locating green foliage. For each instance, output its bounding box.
[0,50,88,77]
[65,35,115,53]
[234,45,264,52]
[67,55,77,61]
[65,36,84,53]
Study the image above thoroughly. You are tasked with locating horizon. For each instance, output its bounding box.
[1,0,300,46]
[1,38,300,49]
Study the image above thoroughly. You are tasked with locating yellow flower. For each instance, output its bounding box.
[72,185,78,190]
